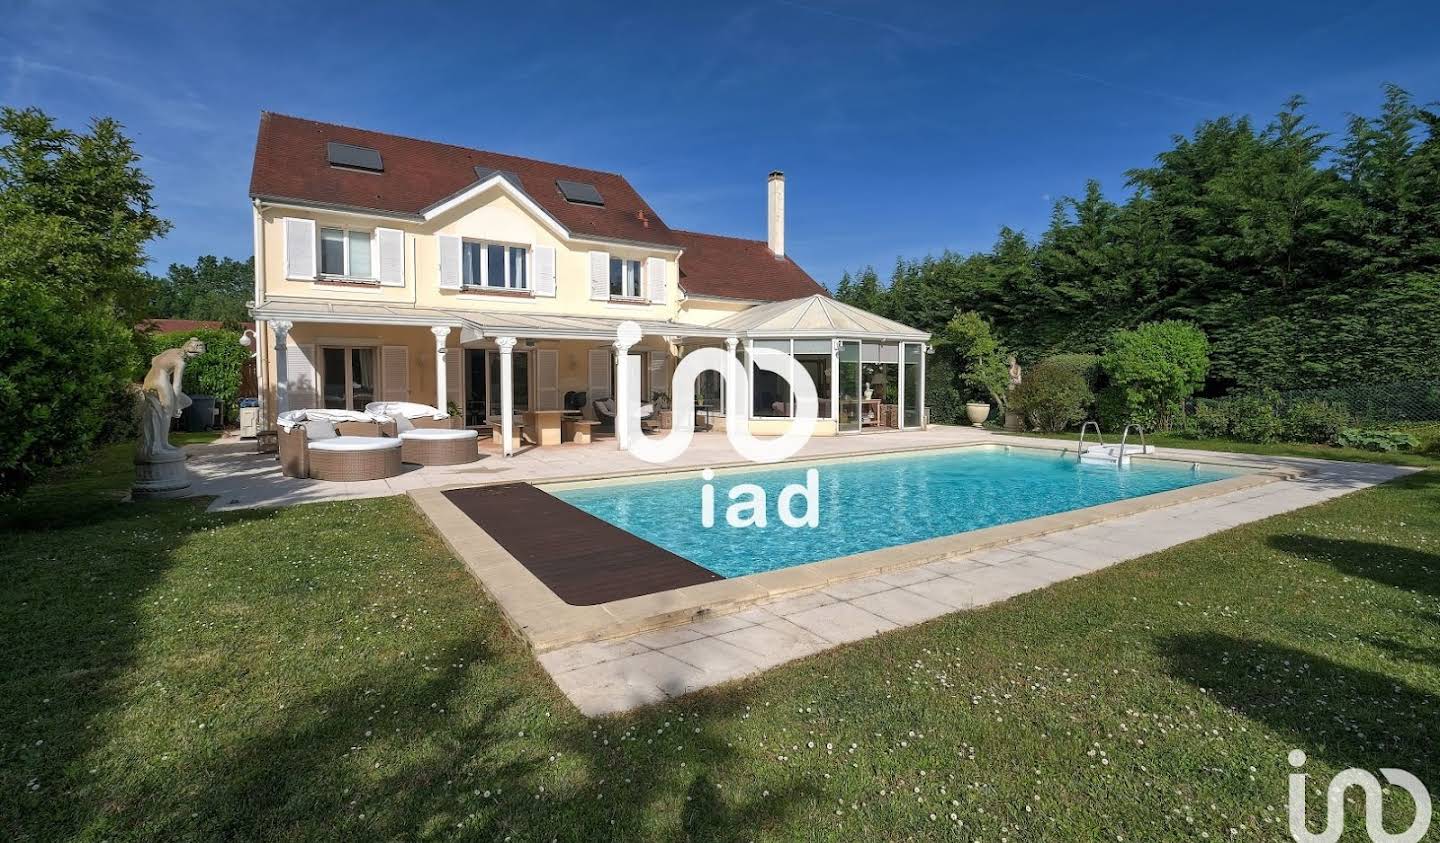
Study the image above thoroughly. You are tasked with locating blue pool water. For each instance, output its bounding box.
[548,447,1238,578]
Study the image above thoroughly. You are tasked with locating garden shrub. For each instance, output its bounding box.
[938,311,1010,411]
[1040,353,1103,390]
[142,327,248,423]
[1189,399,1235,439]
[1100,321,1209,431]
[1010,361,1094,432]
[923,354,963,425]
[1224,392,1283,443]
[1280,399,1351,444]
[0,283,141,495]
[1335,428,1418,452]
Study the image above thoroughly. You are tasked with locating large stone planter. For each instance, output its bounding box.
[965,402,990,428]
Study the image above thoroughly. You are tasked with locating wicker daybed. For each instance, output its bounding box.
[277,410,402,481]
[365,402,479,466]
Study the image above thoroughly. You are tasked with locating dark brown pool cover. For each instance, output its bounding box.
[442,483,722,606]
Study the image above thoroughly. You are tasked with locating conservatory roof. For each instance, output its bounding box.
[707,295,930,341]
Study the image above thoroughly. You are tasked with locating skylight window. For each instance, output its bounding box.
[556,179,603,206]
[326,142,383,172]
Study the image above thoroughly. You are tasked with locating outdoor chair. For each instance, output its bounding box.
[276,411,401,481]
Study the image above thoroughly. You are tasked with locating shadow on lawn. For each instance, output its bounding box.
[0,495,278,841]
[1159,633,1440,777]
[1267,534,1440,600]
[110,634,814,842]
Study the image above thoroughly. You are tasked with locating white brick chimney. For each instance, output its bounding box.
[767,170,785,258]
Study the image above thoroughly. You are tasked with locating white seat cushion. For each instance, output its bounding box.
[399,428,477,441]
[366,401,445,420]
[307,436,401,452]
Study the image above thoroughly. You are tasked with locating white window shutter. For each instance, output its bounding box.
[445,347,462,411]
[533,245,557,297]
[283,218,317,279]
[286,339,318,409]
[537,349,559,410]
[438,235,462,290]
[588,348,611,402]
[375,228,405,286]
[381,345,408,401]
[648,352,667,400]
[646,257,667,304]
[589,251,610,300]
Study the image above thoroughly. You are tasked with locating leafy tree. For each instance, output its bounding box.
[831,88,1440,399]
[148,255,254,323]
[0,107,168,495]
[935,311,1010,409]
[1100,321,1210,430]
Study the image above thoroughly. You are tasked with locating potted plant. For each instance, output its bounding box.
[938,311,1011,429]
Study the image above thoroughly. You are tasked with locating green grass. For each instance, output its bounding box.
[994,427,1440,468]
[2,440,1437,841]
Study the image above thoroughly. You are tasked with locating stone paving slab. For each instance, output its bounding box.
[533,447,1417,717]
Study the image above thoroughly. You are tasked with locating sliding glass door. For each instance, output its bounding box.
[901,342,923,428]
[838,340,861,433]
[320,346,376,411]
[463,348,530,426]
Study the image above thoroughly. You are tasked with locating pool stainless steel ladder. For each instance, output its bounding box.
[1077,422,1153,466]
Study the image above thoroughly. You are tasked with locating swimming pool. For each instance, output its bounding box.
[547,446,1239,578]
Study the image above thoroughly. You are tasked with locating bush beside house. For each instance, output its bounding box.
[0,107,168,496]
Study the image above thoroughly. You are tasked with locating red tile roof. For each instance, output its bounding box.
[672,230,829,301]
[250,112,679,247]
[249,113,827,302]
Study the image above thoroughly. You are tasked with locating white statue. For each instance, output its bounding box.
[133,338,206,498]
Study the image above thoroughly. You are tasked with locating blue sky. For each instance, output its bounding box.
[5,0,1437,288]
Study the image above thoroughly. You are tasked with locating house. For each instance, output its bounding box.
[247,113,929,453]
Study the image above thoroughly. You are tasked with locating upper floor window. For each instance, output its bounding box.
[463,241,528,290]
[319,227,373,279]
[319,226,374,279]
[610,257,641,298]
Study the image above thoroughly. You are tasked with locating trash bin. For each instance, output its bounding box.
[183,396,216,432]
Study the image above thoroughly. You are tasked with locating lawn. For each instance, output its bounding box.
[2,440,1436,841]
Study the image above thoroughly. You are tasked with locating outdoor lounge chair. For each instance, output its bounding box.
[591,397,654,434]
[276,410,402,480]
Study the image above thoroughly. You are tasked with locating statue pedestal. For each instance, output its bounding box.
[132,450,191,499]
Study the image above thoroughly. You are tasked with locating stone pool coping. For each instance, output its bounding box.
[410,441,1298,653]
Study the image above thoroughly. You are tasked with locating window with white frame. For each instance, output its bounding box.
[319,227,374,278]
[609,257,642,298]
[462,241,529,290]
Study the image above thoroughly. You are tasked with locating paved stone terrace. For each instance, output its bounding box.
[181,428,1416,717]
[187,426,994,511]
[533,455,1413,716]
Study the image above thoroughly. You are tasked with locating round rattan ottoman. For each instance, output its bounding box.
[399,428,479,466]
[307,437,403,481]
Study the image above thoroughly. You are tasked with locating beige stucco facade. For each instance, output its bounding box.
[250,174,928,442]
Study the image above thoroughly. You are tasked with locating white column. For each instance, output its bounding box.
[496,336,517,456]
[830,339,841,422]
[613,336,635,450]
[724,337,740,424]
[270,320,293,414]
[431,326,452,414]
